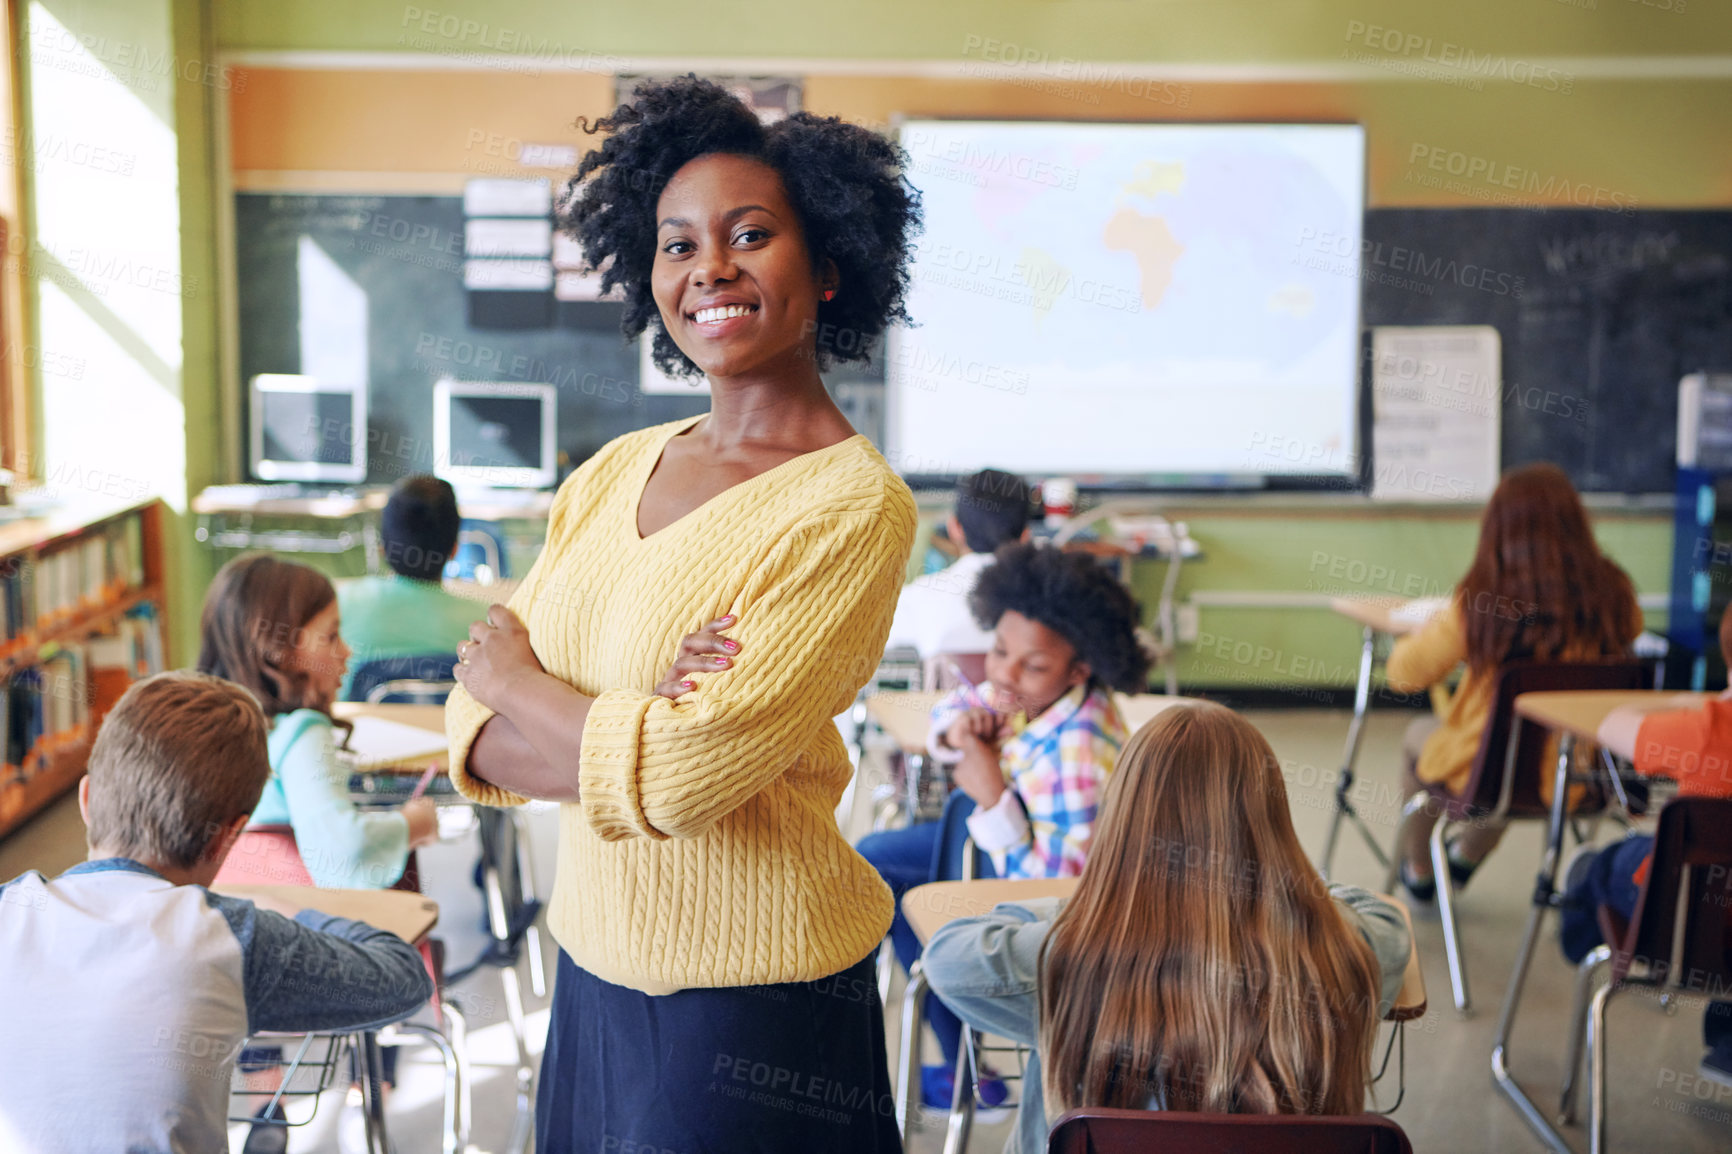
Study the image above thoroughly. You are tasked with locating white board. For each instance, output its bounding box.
[1369,325,1501,502]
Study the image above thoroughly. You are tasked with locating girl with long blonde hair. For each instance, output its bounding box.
[923,702,1410,1153]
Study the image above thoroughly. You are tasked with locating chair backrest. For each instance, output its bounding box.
[1614,797,1732,988]
[366,678,458,705]
[445,520,508,582]
[345,653,459,703]
[1452,659,1647,819]
[932,789,994,882]
[1047,1108,1413,1154]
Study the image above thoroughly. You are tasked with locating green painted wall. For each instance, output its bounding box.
[214,1,1729,62]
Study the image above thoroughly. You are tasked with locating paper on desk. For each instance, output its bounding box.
[1390,596,1450,626]
[341,716,447,769]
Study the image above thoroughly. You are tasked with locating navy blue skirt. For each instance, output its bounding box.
[536,949,903,1154]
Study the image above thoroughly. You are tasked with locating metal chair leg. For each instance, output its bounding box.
[1559,944,1611,1125]
[1383,791,1431,895]
[391,1022,467,1154]
[1431,818,1472,1015]
[356,1031,390,1154]
[943,1024,975,1154]
[897,965,929,1141]
[1323,625,1379,880]
[482,850,536,1154]
[508,808,547,998]
[1490,733,1576,1154]
[1587,980,1616,1154]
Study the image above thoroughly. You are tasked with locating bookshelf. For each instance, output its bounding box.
[0,497,167,842]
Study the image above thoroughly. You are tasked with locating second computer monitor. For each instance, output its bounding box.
[434,380,557,490]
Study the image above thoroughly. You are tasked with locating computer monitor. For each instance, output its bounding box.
[434,380,557,490]
[249,374,367,483]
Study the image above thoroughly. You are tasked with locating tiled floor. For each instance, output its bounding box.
[4,706,1730,1152]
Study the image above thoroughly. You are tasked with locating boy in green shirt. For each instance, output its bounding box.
[338,475,485,700]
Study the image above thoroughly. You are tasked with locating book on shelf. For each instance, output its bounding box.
[0,509,151,649]
[1,602,164,782]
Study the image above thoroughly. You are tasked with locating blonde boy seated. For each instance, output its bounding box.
[0,672,432,1153]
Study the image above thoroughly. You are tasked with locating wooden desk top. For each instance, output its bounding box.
[906,877,1425,1023]
[1387,900,1426,1023]
[1513,690,1711,743]
[863,691,942,755]
[864,691,1191,756]
[1329,595,1430,636]
[903,877,1078,946]
[213,885,438,944]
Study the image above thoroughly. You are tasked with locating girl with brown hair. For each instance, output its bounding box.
[1388,463,1641,899]
[198,553,438,890]
[923,702,1409,1154]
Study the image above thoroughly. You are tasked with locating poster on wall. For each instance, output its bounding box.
[613,75,801,123]
[1369,325,1501,503]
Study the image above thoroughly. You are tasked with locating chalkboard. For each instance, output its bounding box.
[1361,209,1732,493]
[234,193,710,485]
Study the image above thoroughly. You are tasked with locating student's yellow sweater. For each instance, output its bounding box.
[445,415,916,993]
[1386,596,1640,797]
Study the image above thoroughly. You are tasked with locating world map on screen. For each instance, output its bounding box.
[890,122,1365,477]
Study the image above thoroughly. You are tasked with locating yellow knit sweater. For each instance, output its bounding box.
[445,415,916,992]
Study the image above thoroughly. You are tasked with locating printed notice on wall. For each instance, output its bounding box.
[1370,325,1501,502]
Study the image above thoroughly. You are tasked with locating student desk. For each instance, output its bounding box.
[1320,596,1435,880]
[212,885,438,1154]
[193,487,389,568]
[1488,689,1708,1153]
[895,878,1425,1138]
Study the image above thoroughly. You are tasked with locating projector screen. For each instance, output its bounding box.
[887,121,1366,483]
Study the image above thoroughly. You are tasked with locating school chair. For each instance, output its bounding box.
[1381,659,1647,1014]
[1046,1107,1414,1154]
[346,654,459,703]
[229,935,470,1152]
[1557,798,1732,1154]
[365,678,458,706]
[446,520,508,583]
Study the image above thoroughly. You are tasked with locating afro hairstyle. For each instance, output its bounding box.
[969,542,1152,694]
[559,75,922,377]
